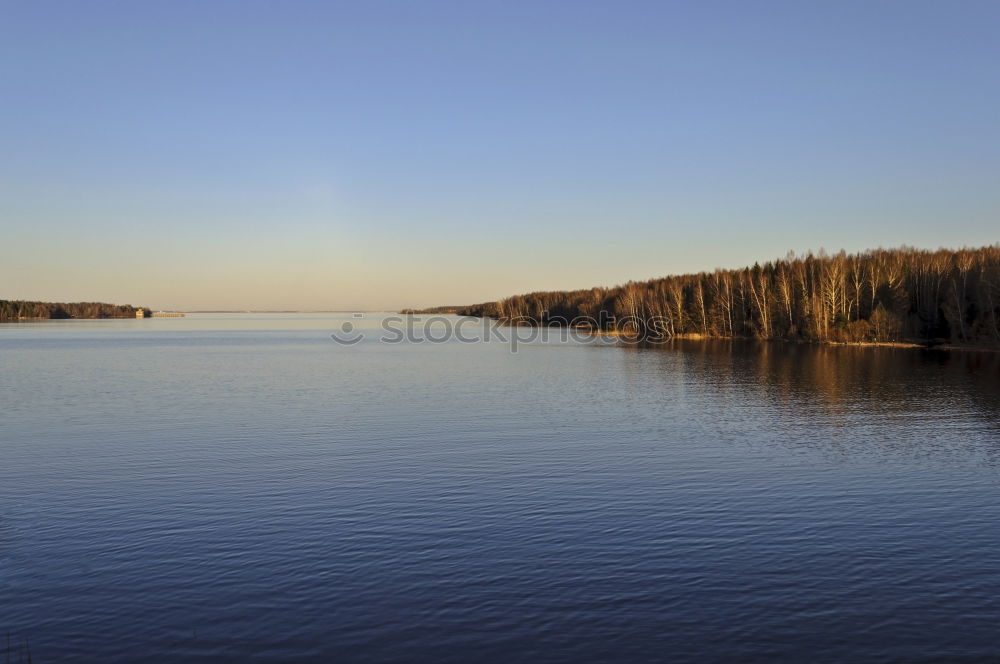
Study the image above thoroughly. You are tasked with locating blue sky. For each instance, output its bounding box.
[1,0,998,310]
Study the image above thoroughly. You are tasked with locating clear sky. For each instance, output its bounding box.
[2,1,998,310]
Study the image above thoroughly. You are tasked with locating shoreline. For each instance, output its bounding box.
[1,315,143,321]
[558,326,998,353]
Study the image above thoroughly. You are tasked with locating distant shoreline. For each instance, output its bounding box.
[399,306,466,315]
[0,299,150,321]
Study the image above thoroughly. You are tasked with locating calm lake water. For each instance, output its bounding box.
[2,313,999,662]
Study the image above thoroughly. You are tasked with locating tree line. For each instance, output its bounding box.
[458,245,1000,347]
[0,300,149,320]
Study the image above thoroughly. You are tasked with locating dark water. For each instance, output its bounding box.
[2,314,999,662]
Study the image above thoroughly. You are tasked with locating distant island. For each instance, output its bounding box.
[0,300,151,320]
[457,245,1000,349]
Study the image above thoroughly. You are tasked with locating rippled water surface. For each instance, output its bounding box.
[2,314,999,662]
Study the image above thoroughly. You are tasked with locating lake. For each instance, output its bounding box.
[2,313,999,662]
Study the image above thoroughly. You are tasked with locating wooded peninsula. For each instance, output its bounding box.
[458,245,1000,348]
[0,300,150,320]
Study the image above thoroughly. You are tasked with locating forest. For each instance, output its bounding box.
[458,246,1000,348]
[0,300,149,320]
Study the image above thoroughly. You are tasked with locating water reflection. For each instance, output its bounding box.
[617,340,1000,461]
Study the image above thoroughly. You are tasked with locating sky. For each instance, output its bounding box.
[1,0,998,311]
